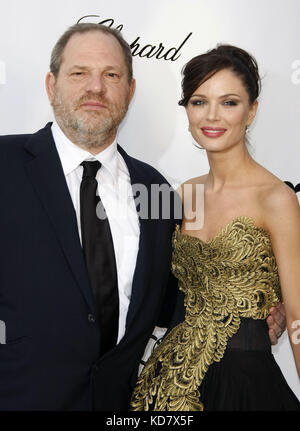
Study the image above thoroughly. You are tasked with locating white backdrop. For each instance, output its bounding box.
[0,0,299,401]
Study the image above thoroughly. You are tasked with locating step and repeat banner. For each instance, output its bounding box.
[0,0,299,400]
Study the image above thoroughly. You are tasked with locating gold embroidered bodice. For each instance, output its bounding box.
[130,216,281,411]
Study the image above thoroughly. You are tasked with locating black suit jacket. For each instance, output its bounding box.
[0,123,180,410]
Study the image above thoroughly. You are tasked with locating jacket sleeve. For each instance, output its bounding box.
[156,271,185,328]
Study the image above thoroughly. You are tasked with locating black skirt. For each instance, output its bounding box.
[199,320,300,411]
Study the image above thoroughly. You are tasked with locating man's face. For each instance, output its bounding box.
[46,31,135,149]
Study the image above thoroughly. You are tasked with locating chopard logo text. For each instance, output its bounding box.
[77,14,192,62]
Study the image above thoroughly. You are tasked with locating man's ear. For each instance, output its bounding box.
[129,78,136,103]
[45,72,56,104]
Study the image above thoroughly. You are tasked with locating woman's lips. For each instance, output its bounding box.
[201,127,227,137]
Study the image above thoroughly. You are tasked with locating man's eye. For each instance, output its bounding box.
[71,72,84,77]
[106,72,119,79]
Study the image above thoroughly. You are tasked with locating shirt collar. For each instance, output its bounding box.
[51,119,118,183]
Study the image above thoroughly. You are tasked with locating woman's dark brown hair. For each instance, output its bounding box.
[178,44,261,106]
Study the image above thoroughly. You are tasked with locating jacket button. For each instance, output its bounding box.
[88,314,96,323]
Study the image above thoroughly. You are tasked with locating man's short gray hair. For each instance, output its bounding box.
[50,23,133,83]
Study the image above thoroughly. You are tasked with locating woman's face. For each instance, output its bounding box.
[185,68,258,153]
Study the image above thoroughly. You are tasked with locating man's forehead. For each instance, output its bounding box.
[65,31,122,54]
[59,31,125,67]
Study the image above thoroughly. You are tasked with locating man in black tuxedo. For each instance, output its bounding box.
[0,23,285,410]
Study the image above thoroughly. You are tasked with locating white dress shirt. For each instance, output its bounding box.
[51,120,140,343]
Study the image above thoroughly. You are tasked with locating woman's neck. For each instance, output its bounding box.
[205,145,256,191]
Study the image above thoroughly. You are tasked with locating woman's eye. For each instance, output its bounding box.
[223,100,238,106]
[191,100,206,106]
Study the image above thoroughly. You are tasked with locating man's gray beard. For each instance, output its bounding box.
[52,95,129,150]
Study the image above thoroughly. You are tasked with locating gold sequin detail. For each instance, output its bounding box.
[130,216,281,411]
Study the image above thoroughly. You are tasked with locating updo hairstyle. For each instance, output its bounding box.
[178,44,261,106]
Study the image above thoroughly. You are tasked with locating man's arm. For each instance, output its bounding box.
[267,303,286,345]
[156,272,179,328]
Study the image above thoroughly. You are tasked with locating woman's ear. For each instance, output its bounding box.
[247,100,258,126]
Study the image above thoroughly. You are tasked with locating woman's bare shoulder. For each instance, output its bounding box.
[260,180,300,235]
[261,180,299,212]
[176,174,208,194]
[253,164,297,211]
[181,174,208,186]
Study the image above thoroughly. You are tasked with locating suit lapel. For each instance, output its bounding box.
[24,131,163,328]
[24,124,95,312]
[117,145,159,330]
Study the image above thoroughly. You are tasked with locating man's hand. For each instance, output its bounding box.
[267,303,286,345]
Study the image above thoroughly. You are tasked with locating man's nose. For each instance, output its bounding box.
[85,73,106,94]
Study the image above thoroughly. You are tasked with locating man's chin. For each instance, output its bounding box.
[71,116,112,134]
[73,126,110,137]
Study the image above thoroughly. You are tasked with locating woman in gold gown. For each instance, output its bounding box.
[131,45,300,411]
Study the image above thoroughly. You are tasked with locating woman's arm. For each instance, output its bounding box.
[266,185,300,377]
